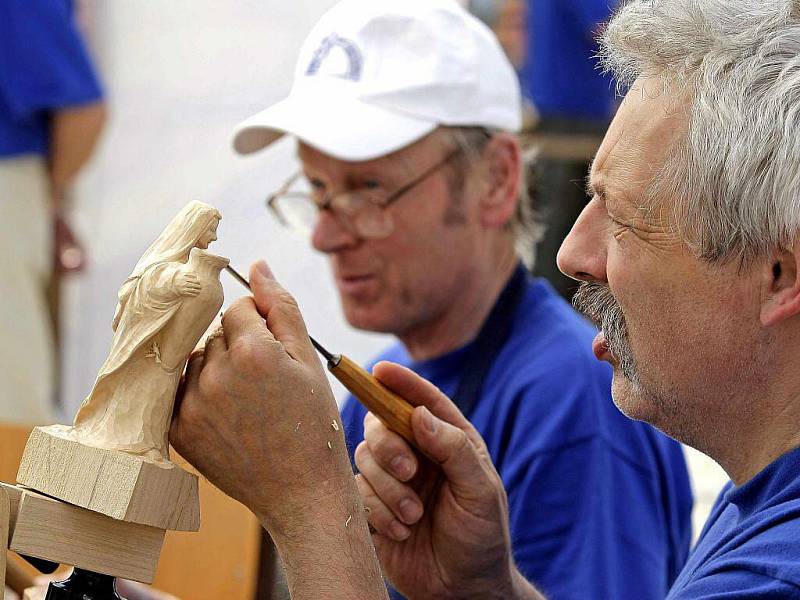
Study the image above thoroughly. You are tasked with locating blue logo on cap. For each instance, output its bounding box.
[305,33,363,81]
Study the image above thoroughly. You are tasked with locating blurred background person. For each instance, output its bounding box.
[0,0,105,424]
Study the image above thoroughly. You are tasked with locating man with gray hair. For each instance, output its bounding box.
[169,0,800,598]
[346,0,800,597]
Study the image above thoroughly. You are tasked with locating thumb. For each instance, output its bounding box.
[411,405,495,505]
[248,260,316,364]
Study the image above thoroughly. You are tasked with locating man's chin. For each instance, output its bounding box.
[609,372,655,423]
[341,305,396,335]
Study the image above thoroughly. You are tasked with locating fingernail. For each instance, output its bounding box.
[390,456,413,480]
[422,407,438,434]
[398,499,422,524]
[390,520,411,541]
[254,260,273,279]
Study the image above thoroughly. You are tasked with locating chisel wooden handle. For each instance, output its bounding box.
[328,355,419,450]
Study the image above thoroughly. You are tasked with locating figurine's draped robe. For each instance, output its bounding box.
[73,247,227,463]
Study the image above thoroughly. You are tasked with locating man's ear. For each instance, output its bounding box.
[761,241,800,326]
[478,133,521,229]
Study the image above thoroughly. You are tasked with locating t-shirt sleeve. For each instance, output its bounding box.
[503,436,672,600]
[668,569,800,599]
[563,0,617,38]
[0,0,104,120]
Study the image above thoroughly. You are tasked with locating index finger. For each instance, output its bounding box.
[220,296,276,349]
[247,260,317,364]
[372,361,473,433]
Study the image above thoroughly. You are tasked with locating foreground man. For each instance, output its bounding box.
[231,0,690,597]
[172,0,800,597]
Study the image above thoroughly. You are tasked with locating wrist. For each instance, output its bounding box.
[508,565,546,600]
[261,496,388,600]
[254,453,360,544]
[450,562,542,600]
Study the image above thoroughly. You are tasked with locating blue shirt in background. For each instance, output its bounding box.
[341,276,693,600]
[0,0,103,157]
[519,0,617,122]
[668,445,800,598]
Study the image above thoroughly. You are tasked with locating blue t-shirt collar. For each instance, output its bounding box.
[724,444,800,517]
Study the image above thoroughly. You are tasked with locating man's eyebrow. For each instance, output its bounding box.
[585,177,607,201]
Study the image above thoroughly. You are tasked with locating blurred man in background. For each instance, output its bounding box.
[229,1,691,597]
[0,0,105,424]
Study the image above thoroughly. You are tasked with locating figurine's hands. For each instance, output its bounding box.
[356,363,543,600]
[175,271,201,297]
[170,261,387,600]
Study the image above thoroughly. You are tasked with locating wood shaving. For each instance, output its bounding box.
[331,419,340,431]
[364,506,371,514]
[294,422,301,433]
[345,514,352,527]
[327,440,333,450]
[311,388,315,395]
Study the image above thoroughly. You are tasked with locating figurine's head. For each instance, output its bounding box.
[195,216,220,250]
[131,202,223,278]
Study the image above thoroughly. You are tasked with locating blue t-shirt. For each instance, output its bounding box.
[342,276,693,600]
[668,445,800,598]
[519,0,618,122]
[0,0,104,157]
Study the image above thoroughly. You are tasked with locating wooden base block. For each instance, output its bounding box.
[1,483,165,584]
[23,587,45,600]
[17,427,199,532]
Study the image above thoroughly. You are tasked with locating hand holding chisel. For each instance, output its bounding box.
[224,265,419,451]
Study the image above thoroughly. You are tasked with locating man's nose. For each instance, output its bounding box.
[311,209,359,253]
[557,199,608,282]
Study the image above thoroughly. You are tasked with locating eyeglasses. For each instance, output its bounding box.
[266,147,464,240]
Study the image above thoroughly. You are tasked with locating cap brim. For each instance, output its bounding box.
[232,87,438,162]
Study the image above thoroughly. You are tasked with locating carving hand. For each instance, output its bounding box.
[170,261,386,600]
[175,272,201,297]
[356,363,543,600]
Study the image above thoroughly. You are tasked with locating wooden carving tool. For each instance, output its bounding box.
[224,266,419,450]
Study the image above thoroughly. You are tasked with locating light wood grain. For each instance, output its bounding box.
[22,586,45,600]
[17,427,199,532]
[330,355,418,450]
[9,488,164,583]
[0,422,260,600]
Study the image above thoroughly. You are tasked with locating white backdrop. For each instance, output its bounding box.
[62,0,391,417]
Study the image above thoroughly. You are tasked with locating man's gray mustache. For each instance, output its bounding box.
[572,282,638,381]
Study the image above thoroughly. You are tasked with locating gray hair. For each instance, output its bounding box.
[600,0,800,263]
[445,126,543,269]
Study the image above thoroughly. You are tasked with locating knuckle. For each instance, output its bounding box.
[223,298,249,323]
[354,441,372,470]
[363,413,389,443]
[197,365,224,398]
[228,335,264,368]
[275,289,300,312]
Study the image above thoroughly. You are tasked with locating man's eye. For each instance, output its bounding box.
[361,180,382,190]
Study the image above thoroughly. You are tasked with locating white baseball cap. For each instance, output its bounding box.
[232,0,522,161]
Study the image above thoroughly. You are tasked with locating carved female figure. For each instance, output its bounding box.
[69,201,229,463]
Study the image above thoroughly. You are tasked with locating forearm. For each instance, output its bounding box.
[49,101,107,199]
[510,567,547,600]
[265,484,388,600]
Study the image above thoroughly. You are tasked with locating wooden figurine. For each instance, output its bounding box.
[17,201,228,531]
